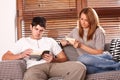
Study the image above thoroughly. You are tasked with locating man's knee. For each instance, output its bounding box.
[23,69,33,80]
[64,61,86,80]
[67,61,86,72]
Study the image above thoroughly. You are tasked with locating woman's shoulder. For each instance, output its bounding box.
[71,27,79,32]
[42,37,55,41]
[96,26,105,34]
[74,27,79,30]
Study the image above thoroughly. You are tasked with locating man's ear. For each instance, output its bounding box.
[30,24,32,30]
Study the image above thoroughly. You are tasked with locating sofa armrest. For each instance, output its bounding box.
[63,45,79,61]
[0,60,26,80]
[63,43,110,61]
[104,43,110,51]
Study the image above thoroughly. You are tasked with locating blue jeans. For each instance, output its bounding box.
[77,52,120,74]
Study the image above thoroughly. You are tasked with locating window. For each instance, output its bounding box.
[17,0,78,41]
[86,0,120,43]
[17,0,120,43]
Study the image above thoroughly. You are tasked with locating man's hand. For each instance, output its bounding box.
[42,53,54,63]
[20,49,33,58]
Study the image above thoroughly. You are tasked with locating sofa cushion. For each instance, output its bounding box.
[63,43,110,61]
[86,70,120,80]
[0,60,26,80]
[63,45,79,61]
[109,39,120,62]
[104,43,110,51]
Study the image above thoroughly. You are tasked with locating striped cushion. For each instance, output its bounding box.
[109,39,120,62]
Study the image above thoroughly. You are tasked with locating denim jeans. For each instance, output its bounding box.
[77,52,120,74]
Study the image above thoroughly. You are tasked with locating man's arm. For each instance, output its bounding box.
[2,49,32,60]
[42,51,67,63]
[52,51,67,62]
[2,51,22,60]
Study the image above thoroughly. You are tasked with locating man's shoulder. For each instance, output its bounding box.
[42,37,57,44]
[17,37,29,43]
[42,37,55,41]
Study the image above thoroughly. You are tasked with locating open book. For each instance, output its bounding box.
[31,51,42,55]
[29,50,50,61]
[65,37,75,45]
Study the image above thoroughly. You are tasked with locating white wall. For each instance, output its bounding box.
[0,0,16,61]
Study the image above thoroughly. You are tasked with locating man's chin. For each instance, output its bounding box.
[36,37,41,40]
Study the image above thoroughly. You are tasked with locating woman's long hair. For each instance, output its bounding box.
[79,7,100,41]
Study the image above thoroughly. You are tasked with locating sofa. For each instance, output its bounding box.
[1,44,120,80]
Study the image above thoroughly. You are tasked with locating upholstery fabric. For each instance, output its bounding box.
[63,45,79,61]
[0,60,26,80]
[1,44,120,80]
[86,70,120,80]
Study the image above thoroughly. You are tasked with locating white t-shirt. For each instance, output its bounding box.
[9,37,62,68]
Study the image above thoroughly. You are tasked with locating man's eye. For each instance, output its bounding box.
[40,30,44,32]
[35,28,38,30]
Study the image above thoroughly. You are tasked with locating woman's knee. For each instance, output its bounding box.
[77,54,89,62]
[77,54,96,65]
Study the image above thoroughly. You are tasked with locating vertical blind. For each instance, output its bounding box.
[87,0,120,43]
[22,0,77,41]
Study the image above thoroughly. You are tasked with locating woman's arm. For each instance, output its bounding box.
[73,41,103,55]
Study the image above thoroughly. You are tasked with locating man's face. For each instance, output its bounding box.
[30,25,45,40]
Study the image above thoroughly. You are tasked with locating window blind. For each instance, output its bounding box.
[87,0,120,43]
[87,0,120,8]
[22,0,77,41]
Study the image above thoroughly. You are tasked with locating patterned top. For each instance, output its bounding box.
[67,27,105,55]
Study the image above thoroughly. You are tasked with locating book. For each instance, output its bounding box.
[29,50,50,61]
[66,37,75,45]
[31,51,42,55]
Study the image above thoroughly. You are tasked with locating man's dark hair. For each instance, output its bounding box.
[31,16,46,29]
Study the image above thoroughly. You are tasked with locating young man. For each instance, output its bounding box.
[2,16,86,80]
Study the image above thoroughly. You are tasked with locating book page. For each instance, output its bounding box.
[66,37,75,45]
[30,51,42,55]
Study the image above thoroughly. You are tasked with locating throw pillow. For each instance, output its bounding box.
[109,39,120,62]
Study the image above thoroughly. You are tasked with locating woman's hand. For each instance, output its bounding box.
[73,40,81,48]
[60,40,69,46]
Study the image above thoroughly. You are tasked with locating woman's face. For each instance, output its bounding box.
[79,13,89,29]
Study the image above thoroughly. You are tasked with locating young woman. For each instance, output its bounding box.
[60,7,107,74]
[76,8,120,74]
[61,7,105,55]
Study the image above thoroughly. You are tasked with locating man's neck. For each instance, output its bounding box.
[30,36,42,40]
